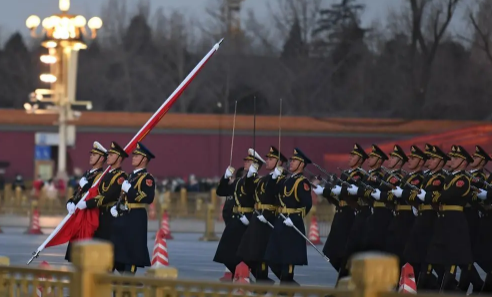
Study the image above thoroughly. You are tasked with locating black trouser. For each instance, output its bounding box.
[113,262,137,275]
[279,265,299,286]
[417,264,446,292]
[248,261,275,284]
[457,264,484,293]
[330,258,342,273]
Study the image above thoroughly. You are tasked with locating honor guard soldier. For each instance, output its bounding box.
[366,144,407,252]
[474,148,492,293]
[64,141,107,262]
[213,149,265,280]
[79,141,128,243]
[385,145,427,273]
[312,143,368,275]
[264,148,313,286]
[345,145,387,251]
[457,145,491,293]
[222,168,245,225]
[237,146,287,285]
[110,142,156,274]
[402,144,448,290]
[422,145,475,292]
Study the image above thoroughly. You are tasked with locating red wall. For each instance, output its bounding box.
[0,130,398,181]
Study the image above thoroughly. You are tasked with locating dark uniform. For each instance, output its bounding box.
[383,145,426,269]
[403,144,448,289]
[237,146,287,284]
[457,146,491,293]
[213,149,264,278]
[424,145,475,292]
[85,142,128,246]
[111,142,156,274]
[222,168,245,225]
[479,173,492,293]
[264,148,313,286]
[64,142,106,262]
[321,144,368,272]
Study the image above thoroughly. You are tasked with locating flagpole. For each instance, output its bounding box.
[27,38,225,264]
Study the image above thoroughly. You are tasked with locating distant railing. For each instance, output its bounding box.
[0,184,336,237]
[0,239,406,297]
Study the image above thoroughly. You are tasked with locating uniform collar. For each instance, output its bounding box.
[133,168,146,174]
[90,167,102,173]
[109,167,120,173]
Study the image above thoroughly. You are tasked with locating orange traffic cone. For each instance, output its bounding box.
[307,215,322,245]
[158,211,173,240]
[232,262,250,295]
[151,230,169,267]
[219,267,233,282]
[26,209,43,235]
[148,202,156,220]
[398,263,417,294]
[37,261,52,297]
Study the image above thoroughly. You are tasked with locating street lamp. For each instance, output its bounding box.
[25,0,102,181]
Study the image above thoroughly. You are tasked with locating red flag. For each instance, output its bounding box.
[28,39,224,263]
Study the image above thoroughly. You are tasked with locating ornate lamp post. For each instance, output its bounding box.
[24,0,102,181]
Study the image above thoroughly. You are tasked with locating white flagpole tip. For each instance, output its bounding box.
[214,38,224,51]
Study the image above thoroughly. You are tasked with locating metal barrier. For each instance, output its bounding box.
[0,239,407,297]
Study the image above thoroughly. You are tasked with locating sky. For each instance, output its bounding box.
[0,0,475,44]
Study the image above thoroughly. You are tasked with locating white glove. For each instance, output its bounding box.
[283,217,294,227]
[240,215,249,226]
[67,202,75,214]
[257,215,267,224]
[76,201,87,210]
[79,177,88,188]
[478,189,487,200]
[247,164,258,178]
[331,185,342,196]
[121,180,131,193]
[391,186,403,198]
[224,166,235,179]
[347,185,359,195]
[110,206,118,218]
[412,207,418,216]
[371,189,381,200]
[313,185,324,195]
[417,189,426,201]
[272,166,282,179]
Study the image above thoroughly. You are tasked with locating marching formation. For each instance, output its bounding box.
[313,143,492,294]
[214,141,492,293]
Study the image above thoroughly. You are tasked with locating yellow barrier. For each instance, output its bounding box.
[0,240,404,297]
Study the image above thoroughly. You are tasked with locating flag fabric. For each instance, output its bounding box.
[38,39,224,251]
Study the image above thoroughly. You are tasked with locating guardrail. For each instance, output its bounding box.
[0,239,406,297]
[0,185,336,237]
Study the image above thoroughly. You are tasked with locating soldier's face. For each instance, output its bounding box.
[407,156,420,169]
[289,159,302,172]
[348,154,360,167]
[367,156,379,167]
[107,153,118,165]
[450,156,463,169]
[132,154,146,167]
[89,153,100,166]
[265,157,277,170]
[387,156,400,168]
[470,156,482,168]
[243,160,253,171]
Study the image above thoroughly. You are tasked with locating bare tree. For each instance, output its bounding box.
[467,0,492,64]
[407,0,462,114]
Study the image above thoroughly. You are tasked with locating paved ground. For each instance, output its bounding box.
[0,229,338,287]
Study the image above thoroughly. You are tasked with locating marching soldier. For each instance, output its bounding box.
[264,148,313,286]
[312,143,368,274]
[64,141,107,262]
[473,148,492,293]
[237,146,287,284]
[223,168,245,225]
[422,145,475,292]
[384,145,426,270]
[78,141,128,244]
[110,142,155,274]
[365,144,406,252]
[457,145,490,292]
[403,144,448,290]
[213,148,265,280]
